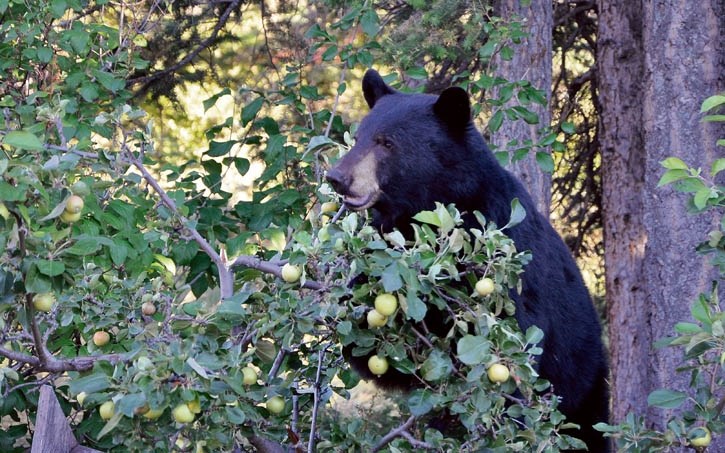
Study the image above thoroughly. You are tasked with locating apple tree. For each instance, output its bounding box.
[1,1,584,452]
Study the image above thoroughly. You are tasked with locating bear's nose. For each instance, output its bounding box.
[326,167,349,194]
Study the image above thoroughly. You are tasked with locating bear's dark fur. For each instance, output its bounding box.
[326,69,610,452]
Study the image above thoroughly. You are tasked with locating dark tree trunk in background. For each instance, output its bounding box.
[598,0,724,435]
[492,0,553,216]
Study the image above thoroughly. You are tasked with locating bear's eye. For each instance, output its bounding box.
[376,136,394,149]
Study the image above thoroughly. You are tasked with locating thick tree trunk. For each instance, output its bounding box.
[599,0,724,432]
[492,0,553,216]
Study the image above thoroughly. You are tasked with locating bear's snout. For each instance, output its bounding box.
[325,167,349,195]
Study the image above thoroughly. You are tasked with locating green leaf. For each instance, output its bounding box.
[407,390,435,416]
[405,67,427,80]
[337,320,352,336]
[421,349,453,381]
[535,151,554,173]
[457,335,490,365]
[207,140,236,157]
[234,157,250,176]
[701,94,725,113]
[360,9,379,37]
[404,294,427,322]
[504,198,526,229]
[525,326,545,345]
[25,264,51,294]
[691,296,711,325]
[35,259,65,277]
[710,158,725,177]
[225,406,246,424]
[660,157,688,170]
[702,114,725,122]
[2,131,44,151]
[657,169,688,187]
[647,389,687,409]
[381,264,403,292]
[693,187,713,210]
[255,339,276,363]
[69,373,111,395]
[488,110,504,132]
[412,210,441,227]
[66,237,103,255]
[117,393,146,417]
[203,88,231,112]
[561,122,576,134]
[241,96,264,126]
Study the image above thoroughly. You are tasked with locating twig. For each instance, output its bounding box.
[372,415,424,452]
[307,345,328,453]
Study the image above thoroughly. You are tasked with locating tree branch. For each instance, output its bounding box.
[372,415,426,452]
[127,0,242,89]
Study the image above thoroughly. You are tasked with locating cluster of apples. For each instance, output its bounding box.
[364,293,398,376]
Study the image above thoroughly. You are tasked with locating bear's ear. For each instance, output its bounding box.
[362,69,395,109]
[433,87,471,133]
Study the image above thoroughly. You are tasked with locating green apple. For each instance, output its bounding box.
[60,210,81,223]
[374,293,398,316]
[242,366,258,385]
[475,277,495,297]
[143,407,164,420]
[367,355,389,376]
[99,400,115,420]
[367,309,388,328]
[172,403,195,423]
[281,263,301,283]
[266,396,285,414]
[65,195,84,213]
[487,363,510,383]
[32,293,55,312]
[320,201,339,215]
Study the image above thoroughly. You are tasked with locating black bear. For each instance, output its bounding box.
[326,69,610,452]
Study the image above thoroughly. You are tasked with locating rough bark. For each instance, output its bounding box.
[599,0,724,431]
[492,0,553,216]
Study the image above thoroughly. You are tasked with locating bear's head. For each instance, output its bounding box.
[326,69,487,232]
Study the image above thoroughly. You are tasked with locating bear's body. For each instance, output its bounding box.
[326,70,609,452]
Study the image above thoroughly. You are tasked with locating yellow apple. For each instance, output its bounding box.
[320,201,339,215]
[367,309,388,328]
[690,426,711,447]
[60,210,81,223]
[172,403,195,423]
[374,293,398,316]
[368,355,389,376]
[487,363,510,383]
[92,330,110,347]
[281,263,301,283]
[32,293,55,312]
[65,195,84,214]
[475,277,495,297]
[99,400,115,420]
[242,366,258,385]
[143,407,164,420]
